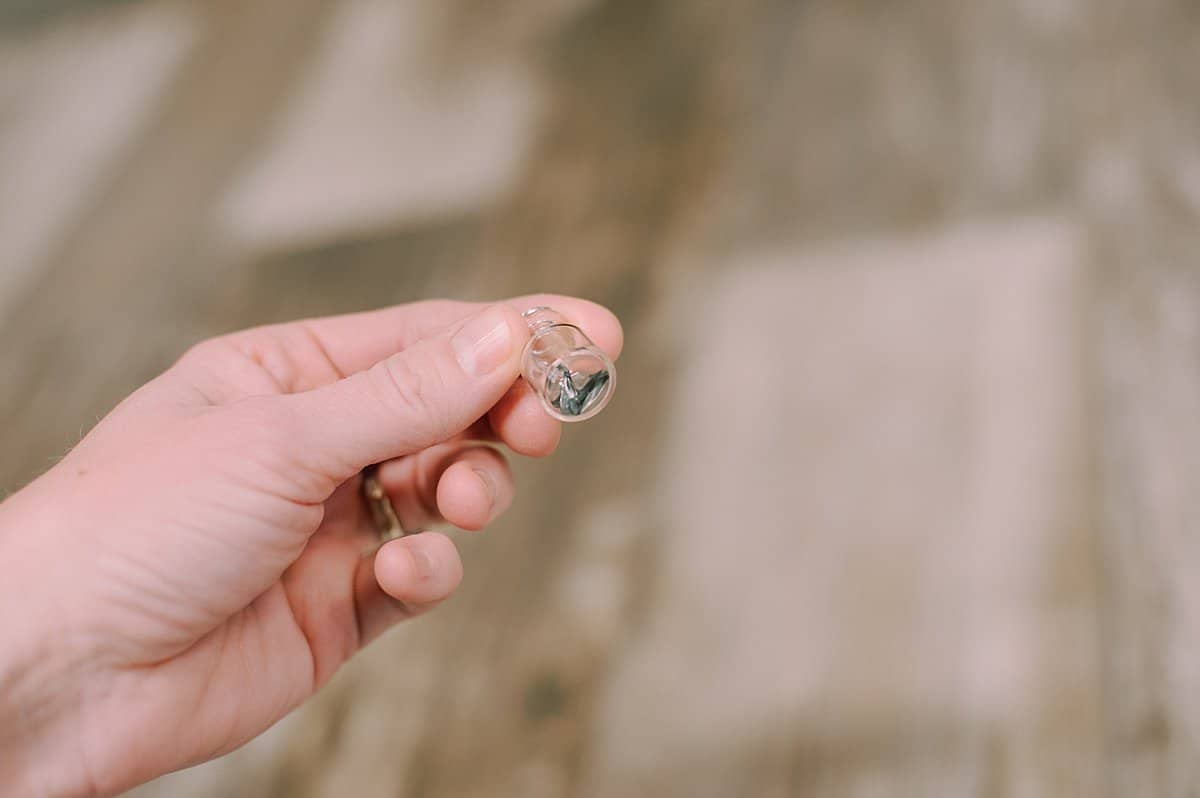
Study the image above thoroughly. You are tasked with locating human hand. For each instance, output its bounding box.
[0,296,622,797]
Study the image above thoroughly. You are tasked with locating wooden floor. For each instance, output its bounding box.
[2,1,1198,795]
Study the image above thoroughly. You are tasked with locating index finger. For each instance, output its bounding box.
[258,294,624,382]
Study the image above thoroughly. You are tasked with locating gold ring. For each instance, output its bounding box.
[361,464,407,544]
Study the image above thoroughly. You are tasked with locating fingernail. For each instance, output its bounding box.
[409,545,437,581]
[452,306,513,377]
[473,467,497,513]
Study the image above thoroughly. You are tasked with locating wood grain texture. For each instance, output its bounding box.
[1,0,1196,795]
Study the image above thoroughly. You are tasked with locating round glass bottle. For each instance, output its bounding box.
[521,306,616,422]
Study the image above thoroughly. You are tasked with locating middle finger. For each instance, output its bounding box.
[376,442,515,532]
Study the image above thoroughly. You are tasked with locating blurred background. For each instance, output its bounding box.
[2,0,1198,795]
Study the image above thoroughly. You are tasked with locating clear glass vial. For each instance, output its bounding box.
[521,306,616,422]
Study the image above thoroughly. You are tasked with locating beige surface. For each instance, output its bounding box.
[1,0,1195,795]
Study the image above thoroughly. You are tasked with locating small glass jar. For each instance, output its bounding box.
[521,306,616,422]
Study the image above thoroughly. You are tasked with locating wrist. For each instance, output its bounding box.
[0,481,101,797]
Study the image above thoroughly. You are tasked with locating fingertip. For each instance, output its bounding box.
[495,301,534,353]
[441,463,487,529]
[436,453,506,528]
[488,381,562,457]
[583,300,624,362]
[510,294,624,362]
[375,533,463,604]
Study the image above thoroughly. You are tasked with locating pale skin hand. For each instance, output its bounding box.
[0,295,622,798]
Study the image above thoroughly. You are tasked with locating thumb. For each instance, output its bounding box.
[276,303,528,481]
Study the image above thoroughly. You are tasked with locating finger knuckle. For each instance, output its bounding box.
[175,336,227,369]
[372,353,452,437]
